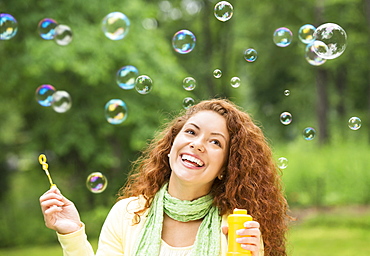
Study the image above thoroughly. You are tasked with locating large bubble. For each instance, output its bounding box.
[313,23,347,59]
[172,29,196,54]
[35,84,56,107]
[0,13,18,40]
[52,90,72,113]
[54,24,73,46]
[273,27,293,47]
[116,65,139,90]
[102,12,130,40]
[104,99,128,125]
[214,1,234,22]
[86,172,108,193]
[298,24,316,44]
[38,18,58,40]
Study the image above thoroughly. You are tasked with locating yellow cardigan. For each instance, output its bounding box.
[57,197,264,256]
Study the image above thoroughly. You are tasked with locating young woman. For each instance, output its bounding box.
[40,99,290,256]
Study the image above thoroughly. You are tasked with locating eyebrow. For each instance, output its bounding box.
[188,123,227,142]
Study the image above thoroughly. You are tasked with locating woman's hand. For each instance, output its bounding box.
[222,221,261,256]
[39,186,82,235]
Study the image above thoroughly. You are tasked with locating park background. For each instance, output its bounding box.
[1,0,370,255]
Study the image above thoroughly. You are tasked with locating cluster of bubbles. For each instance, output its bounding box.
[273,23,347,66]
[86,172,108,193]
[38,18,73,46]
[1,13,18,40]
[35,84,72,113]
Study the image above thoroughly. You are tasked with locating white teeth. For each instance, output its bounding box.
[181,154,204,167]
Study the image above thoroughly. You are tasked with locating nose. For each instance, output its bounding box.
[190,141,205,152]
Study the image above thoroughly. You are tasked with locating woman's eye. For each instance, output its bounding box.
[185,129,195,135]
[211,139,221,147]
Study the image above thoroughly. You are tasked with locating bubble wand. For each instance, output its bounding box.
[38,154,57,188]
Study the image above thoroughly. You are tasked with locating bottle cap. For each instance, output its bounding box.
[233,209,248,215]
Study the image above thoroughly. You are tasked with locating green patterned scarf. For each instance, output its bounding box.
[132,183,221,256]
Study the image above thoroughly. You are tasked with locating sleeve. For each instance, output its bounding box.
[57,199,131,256]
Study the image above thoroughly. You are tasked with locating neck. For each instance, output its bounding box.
[168,178,211,201]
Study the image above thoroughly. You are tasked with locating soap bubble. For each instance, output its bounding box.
[183,97,195,109]
[183,77,196,91]
[54,24,72,46]
[305,42,327,66]
[303,127,316,141]
[35,84,56,107]
[348,117,361,130]
[244,48,258,62]
[277,157,288,169]
[0,13,18,40]
[214,1,233,22]
[172,29,196,54]
[313,23,347,59]
[104,99,128,125]
[230,77,241,88]
[51,90,72,113]
[135,75,153,94]
[86,172,108,193]
[38,18,58,40]
[273,27,293,47]
[102,12,130,40]
[284,90,290,96]
[280,112,292,125]
[116,65,139,90]
[298,24,316,44]
[213,69,222,78]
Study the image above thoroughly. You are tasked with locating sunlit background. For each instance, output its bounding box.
[1,0,370,255]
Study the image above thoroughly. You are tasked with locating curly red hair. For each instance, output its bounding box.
[118,98,289,256]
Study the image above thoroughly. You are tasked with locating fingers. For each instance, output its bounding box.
[236,221,261,253]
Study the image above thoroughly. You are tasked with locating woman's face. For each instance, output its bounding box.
[168,110,230,191]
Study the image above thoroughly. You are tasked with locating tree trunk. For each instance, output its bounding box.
[316,68,329,144]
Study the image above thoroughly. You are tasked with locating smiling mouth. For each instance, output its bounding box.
[181,154,204,167]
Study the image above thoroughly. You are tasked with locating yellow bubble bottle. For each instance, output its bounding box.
[227,209,253,256]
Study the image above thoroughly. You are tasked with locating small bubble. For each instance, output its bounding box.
[277,157,288,169]
[348,117,361,130]
[52,90,72,113]
[35,84,56,107]
[86,172,108,193]
[102,12,130,40]
[172,29,196,54]
[305,42,327,66]
[303,127,316,141]
[214,1,234,22]
[135,75,153,94]
[213,69,222,78]
[116,65,139,90]
[230,77,241,88]
[273,27,293,47]
[54,24,73,46]
[284,90,290,96]
[104,99,128,125]
[183,77,196,91]
[0,13,18,40]
[298,24,316,44]
[38,18,58,40]
[244,48,258,62]
[183,97,195,109]
[280,112,292,125]
[313,23,347,59]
